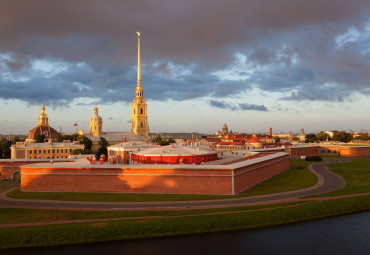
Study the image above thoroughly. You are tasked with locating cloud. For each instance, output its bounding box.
[0,1,369,106]
[209,100,268,112]
[240,103,268,111]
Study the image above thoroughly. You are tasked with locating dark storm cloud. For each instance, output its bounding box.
[209,100,268,112]
[240,103,268,112]
[0,0,369,105]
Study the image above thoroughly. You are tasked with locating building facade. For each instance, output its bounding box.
[132,31,149,137]
[10,140,84,159]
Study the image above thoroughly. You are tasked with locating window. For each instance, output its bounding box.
[30,150,32,154]
[52,149,55,153]
[140,108,143,114]
[57,149,59,153]
[39,150,41,154]
[134,109,136,114]
[42,119,45,124]
[48,150,50,153]
[95,126,97,130]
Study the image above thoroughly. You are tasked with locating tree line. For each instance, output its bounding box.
[304,131,369,143]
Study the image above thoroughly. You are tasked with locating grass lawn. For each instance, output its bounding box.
[6,159,318,202]
[0,181,19,193]
[237,160,317,197]
[0,201,306,225]
[320,158,370,197]
[1,195,370,249]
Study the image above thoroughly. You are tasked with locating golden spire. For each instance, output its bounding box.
[41,100,45,113]
[38,100,48,126]
[137,31,141,86]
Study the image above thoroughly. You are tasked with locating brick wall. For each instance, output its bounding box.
[20,152,290,195]
[233,154,290,194]
[21,166,233,194]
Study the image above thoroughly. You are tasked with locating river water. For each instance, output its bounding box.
[3,211,370,255]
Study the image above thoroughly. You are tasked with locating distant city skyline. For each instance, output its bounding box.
[1,1,369,135]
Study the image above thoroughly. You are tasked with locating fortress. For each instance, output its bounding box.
[1,32,369,195]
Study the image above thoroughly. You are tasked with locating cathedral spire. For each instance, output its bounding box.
[136,31,141,86]
[132,31,149,137]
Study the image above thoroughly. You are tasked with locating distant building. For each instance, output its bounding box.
[26,102,58,142]
[131,144,218,165]
[299,128,306,141]
[89,105,103,137]
[222,123,229,135]
[10,140,84,159]
[107,139,156,164]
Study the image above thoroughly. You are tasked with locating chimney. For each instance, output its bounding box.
[123,137,127,143]
[270,128,272,137]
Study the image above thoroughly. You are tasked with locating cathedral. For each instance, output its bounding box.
[84,32,149,147]
[131,31,149,137]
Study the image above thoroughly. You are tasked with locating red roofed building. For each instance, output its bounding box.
[131,144,218,164]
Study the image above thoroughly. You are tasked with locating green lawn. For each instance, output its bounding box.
[0,201,306,225]
[6,159,318,202]
[1,195,370,249]
[0,181,19,193]
[321,158,370,196]
[237,160,317,197]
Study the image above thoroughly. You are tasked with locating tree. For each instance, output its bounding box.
[58,133,79,142]
[305,134,318,143]
[95,137,108,160]
[152,136,175,146]
[332,131,352,143]
[71,148,94,155]
[11,136,21,145]
[58,134,92,150]
[0,138,11,158]
[34,134,46,143]
[274,137,281,143]
[80,136,92,150]
[317,131,329,141]
[357,133,369,141]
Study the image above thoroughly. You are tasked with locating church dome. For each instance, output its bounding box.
[222,123,228,134]
[27,102,58,140]
[27,125,59,140]
[247,138,260,144]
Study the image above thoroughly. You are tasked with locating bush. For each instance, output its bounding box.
[305,156,322,161]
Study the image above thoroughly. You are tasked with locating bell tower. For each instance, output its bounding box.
[132,31,149,137]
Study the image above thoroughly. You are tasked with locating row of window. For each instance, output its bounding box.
[29,149,73,154]
[29,156,68,159]
[109,150,130,156]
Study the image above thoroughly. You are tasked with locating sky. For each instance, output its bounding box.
[0,0,370,135]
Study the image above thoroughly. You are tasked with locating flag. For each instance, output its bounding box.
[74,123,77,126]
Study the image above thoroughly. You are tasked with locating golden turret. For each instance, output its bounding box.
[38,100,49,126]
